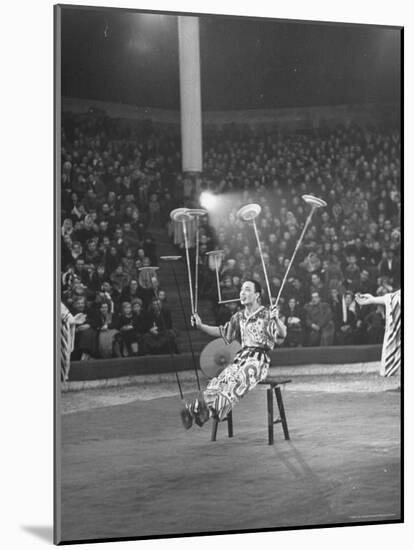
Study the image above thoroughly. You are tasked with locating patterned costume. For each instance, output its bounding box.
[203,306,284,420]
[381,290,401,377]
[61,303,76,382]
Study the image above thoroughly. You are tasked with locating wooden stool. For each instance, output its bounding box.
[211,410,233,441]
[258,378,291,445]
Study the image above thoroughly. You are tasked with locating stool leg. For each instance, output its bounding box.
[211,417,219,441]
[227,411,234,438]
[267,387,274,445]
[275,386,290,440]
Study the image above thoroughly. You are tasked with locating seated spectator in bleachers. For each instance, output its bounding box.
[114,301,141,357]
[358,268,377,295]
[362,304,386,345]
[320,257,344,293]
[93,302,119,358]
[343,253,361,293]
[62,235,74,269]
[76,213,99,245]
[285,276,308,306]
[148,193,161,226]
[110,264,130,295]
[120,278,142,305]
[88,263,109,293]
[281,297,305,347]
[137,272,159,308]
[70,296,98,360]
[329,287,343,333]
[122,221,141,249]
[142,233,158,265]
[131,298,151,336]
[376,275,394,296]
[74,257,89,285]
[105,245,121,275]
[378,248,400,288]
[144,296,179,355]
[300,251,321,276]
[368,240,383,267]
[62,218,74,239]
[95,281,115,312]
[309,273,329,302]
[304,291,335,347]
[121,248,136,279]
[334,291,357,346]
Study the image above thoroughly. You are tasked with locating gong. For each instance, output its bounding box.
[199,337,241,379]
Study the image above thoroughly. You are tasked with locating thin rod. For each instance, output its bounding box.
[274,206,317,308]
[171,264,201,391]
[214,254,222,302]
[182,219,195,315]
[149,275,184,400]
[252,219,273,306]
[194,217,200,314]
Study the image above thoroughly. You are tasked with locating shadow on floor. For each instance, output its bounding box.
[21,525,53,543]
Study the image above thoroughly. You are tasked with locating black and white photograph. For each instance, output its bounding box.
[54,2,402,545]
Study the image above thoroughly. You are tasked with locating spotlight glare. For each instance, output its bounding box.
[200,192,217,210]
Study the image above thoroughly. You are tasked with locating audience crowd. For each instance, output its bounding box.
[61,111,401,358]
[196,123,401,347]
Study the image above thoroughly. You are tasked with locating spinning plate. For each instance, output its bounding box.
[236,203,262,221]
[301,195,327,208]
[187,208,208,218]
[205,249,224,257]
[170,208,190,222]
[160,256,182,261]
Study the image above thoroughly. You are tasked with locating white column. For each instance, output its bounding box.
[178,16,203,173]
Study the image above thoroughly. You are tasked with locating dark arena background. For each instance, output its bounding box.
[56,6,402,545]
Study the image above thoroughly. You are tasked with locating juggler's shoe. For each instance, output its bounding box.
[194,397,210,427]
[180,405,193,430]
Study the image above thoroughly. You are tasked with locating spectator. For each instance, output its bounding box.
[281,297,305,347]
[115,301,141,357]
[71,296,97,360]
[304,291,335,346]
[334,291,357,345]
[93,302,119,358]
[358,268,377,295]
[378,248,400,287]
[362,304,385,345]
[309,273,329,302]
[144,296,179,355]
[344,254,361,293]
[110,264,130,295]
[131,298,151,338]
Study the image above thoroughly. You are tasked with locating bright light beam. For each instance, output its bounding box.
[200,192,217,210]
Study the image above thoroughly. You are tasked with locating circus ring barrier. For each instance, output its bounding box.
[64,344,382,391]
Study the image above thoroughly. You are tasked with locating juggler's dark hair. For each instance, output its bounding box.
[243,279,262,295]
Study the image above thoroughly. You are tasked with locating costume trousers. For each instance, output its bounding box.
[203,347,270,420]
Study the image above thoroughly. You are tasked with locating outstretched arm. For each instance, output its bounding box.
[192,313,221,338]
[355,293,386,307]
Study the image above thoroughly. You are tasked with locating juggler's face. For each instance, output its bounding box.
[240,281,259,306]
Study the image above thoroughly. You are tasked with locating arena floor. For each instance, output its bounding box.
[59,374,401,543]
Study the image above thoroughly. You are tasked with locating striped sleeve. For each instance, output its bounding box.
[61,303,76,382]
[381,290,401,377]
